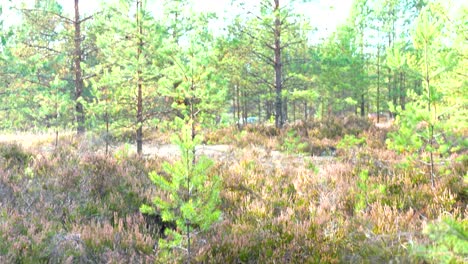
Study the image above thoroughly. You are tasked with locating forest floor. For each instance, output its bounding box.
[0,120,466,263]
[0,131,337,166]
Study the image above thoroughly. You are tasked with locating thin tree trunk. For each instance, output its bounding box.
[236,83,241,128]
[292,100,296,121]
[304,102,308,120]
[274,0,283,129]
[104,83,110,156]
[377,44,380,123]
[266,86,272,120]
[387,27,393,111]
[136,0,143,155]
[424,40,435,188]
[74,0,85,135]
[241,90,247,123]
[283,95,288,123]
[55,84,59,148]
[105,111,109,156]
[400,71,406,110]
[258,100,261,122]
[360,94,365,117]
[393,72,398,106]
[232,85,237,127]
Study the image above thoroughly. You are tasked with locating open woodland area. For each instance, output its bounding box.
[0,0,467,263]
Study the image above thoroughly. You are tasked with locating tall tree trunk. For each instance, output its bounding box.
[232,85,237,127]
[424,40,435,188]
[274,0,283,129]
[400,71,406,110]
[304,102,308,120]
[283,95,288,123]
[266,86,272,120]
[377,44,381,123]
[360,94,365,117]
[393,72,398,106]
[241,90,247,123]
[359,24,366,118]
[258,100,261,122]
[104,85,110,156]
[74,0,85,135]
[236,83,241,128]
[292,100,296,121]
[136,0,143,155]
[387,26,393,115]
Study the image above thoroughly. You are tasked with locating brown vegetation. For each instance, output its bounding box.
[0,119,466,263]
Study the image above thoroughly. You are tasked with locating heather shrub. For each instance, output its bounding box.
[198,147,343,262]
[0,114,465,262]
[245,123,278,137]
[308,118,344,139]
[0,143,32,170]
[0,142,162,262]
[233,129,276,149]
[203,126,238,144]
[342,115,372,135]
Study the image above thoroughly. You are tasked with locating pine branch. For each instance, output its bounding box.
[17,8,74,24]
[251,50,275,66]
[24,43,61,54]
[248,71,275,89]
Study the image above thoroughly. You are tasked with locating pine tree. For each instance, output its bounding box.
[90,0,169,155]
[140,7,224,261]
[140,118,221,262]
[387,3,462,187]
[232,0,310,128]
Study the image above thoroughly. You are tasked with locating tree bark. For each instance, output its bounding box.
[274,0,283,129]
[360,94,365,117]
[136,0,143,155]
[377,44,380,123]
[232,84,238,128]
[400,71,406,110]
[74,0,85,134]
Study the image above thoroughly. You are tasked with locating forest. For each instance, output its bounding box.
[0,0,466,263]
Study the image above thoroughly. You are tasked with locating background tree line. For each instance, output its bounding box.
[0,0,466,150]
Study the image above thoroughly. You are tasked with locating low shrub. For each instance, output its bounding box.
[0,142,162,262]
[0,143,32,170]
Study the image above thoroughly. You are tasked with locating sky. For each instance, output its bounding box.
[2,0,354,43]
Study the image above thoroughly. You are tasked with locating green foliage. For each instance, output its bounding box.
[113,143,132,164]
[337,134,367,159]
[354,169,386,212]
[412,216,468,263]
[0,1,86,132]
[338,134,366,150]
[281,129,308,154]
[140,120,222,260]
[158,12,227,126]
[387,3,464,186]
